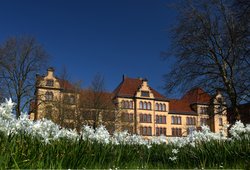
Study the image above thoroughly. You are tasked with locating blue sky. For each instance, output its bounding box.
[0,0,178,97]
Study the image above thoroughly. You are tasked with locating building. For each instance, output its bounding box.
[113,77,228,137]
[112,76,169,137]
[168,88,228,136]
[32,67,116,131]
[31,67,81,129]
[31,68,228,137]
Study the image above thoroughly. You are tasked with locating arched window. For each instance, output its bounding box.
[143,102,147,110]
[139,101,143,109]
[124,101,129,108]
[129,101,133,109]
[171,116,175,124]
[156,103,159,111]
[45,91,53,101]
[160,103,163,111]
[163,104,166,111]
[121,100,125,108]
[148,102,151,110]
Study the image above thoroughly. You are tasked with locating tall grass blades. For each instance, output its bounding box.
[0,99,249,169]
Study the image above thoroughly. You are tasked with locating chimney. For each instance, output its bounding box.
[47,67,55,77]
[123,74,127,81]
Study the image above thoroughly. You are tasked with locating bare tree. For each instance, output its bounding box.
[164,0,249,122]
[79,74,116,131]
[0,36,48,118]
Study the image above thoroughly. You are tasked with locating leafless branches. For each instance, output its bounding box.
[0,36,48,118]
[164,0,249,121]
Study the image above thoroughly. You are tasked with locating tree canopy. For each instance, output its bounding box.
[0,36,48,117]
[164,0,250,121]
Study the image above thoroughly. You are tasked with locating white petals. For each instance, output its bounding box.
[0,99,249,146]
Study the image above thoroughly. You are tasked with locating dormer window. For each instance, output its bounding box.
[46,79,54,87]
[141,91,149,97]
[45,91,53,101]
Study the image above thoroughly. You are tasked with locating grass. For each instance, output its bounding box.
[0,131,249,169]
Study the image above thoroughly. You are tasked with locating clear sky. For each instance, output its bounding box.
[0,0,178,97]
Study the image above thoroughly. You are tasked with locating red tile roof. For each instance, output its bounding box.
[169,88,211,114]
[169,99,194,114]
[113,77,168,101]
[182,87,211,104]
[113,77,142,97]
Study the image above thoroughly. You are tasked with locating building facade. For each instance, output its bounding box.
[31,68,228,137]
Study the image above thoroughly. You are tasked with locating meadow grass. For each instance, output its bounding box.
[0,99,249,169]
[0,131,249,169]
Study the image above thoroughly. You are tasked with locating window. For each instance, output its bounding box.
[160,103,163,111]
[129,101,133,109]
[171,116,182,125]
[141,91,149,97]
[156,115,166,124]
[163,104,166,111]
[139,101,151,110]
[201,107,208,114]
[156,103,166,111]
[143,102,147,110]
[143,114,147,122]
[177,117,181,124]
[139,101,143,109]
[122,100,133,109]
[140,126,152,136]
[147,102,151,110]
[140,114,152,123]
[200,118,207,125]
[122,113,133,122]
[172,128,182,137]
[156,103,159,111]
[121,100,125,108]
[186,117,196,125]
[147,114,151,123]
[219,118,223,126]
[156,127,166,136]
[171,116,175,124]
[45,91,53,101]
[147,127,152,136]
[125,101,129,108]
[46,79,54,87]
